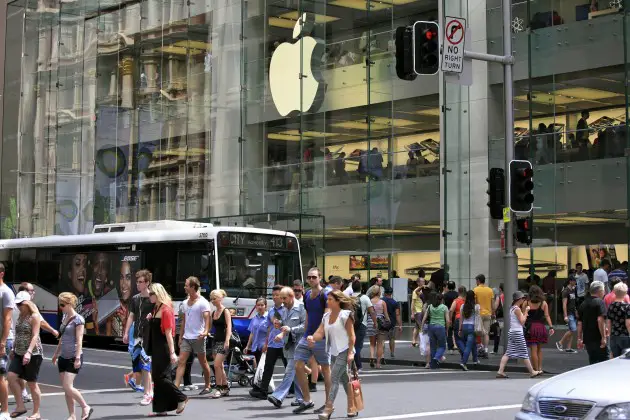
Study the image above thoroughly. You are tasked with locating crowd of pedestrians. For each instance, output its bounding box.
[0,258,627,420]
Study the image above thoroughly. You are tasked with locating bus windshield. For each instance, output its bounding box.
[217,247,300,299]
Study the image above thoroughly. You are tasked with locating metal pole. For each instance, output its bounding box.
[502,0,517,345]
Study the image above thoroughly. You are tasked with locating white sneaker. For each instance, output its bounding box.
[556,342,564,352]
[0,412,10,420]
[22,393,32,403]
[140,394,153,406]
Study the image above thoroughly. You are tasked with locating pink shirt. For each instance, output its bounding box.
[604,292,630,308]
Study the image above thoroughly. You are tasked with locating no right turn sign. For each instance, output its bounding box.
[442,16,466,73]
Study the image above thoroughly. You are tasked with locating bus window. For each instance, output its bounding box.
[176,250,214,299]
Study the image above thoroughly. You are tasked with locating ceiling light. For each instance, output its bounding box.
[415,108,441,116]
[267,133,301,141]
[329,0,392,11]
[268,17,296,29]
[279,11,340,23]
[554,87,621,100]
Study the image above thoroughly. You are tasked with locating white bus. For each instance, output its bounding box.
[0,220,303,343]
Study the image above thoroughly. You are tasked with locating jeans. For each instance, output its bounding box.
[428,324,447,365]
[447,323,455,351]
[610,336,630,358]
[271,357,303,403]
[459,324,478,364]
[585,341,610,365]
[354,324,366,370]
[328,350,350,405]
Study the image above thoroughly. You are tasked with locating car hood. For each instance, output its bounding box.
[531,357,630,405]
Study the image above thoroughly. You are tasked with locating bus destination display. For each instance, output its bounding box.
[220,232,286,250]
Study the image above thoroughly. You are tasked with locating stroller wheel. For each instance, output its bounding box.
[238,376,249,387]
[248,377,254,387]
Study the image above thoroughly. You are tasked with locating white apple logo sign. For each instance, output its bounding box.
[269,13,325,117]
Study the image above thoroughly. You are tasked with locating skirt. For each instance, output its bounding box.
[366,314,386,338]
[526,321,548,346]
[505,330,529,359]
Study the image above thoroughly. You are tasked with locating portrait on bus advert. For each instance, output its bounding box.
[61,251,143,337]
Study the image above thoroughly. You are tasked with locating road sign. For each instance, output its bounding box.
[441,16,466,74]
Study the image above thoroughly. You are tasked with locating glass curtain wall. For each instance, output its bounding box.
[486,0,630,322]
[2,0,443,285]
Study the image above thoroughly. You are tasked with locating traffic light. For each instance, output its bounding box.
[486,168,505,220]
[412,21,440,75]
[395,26,417,81]
[516,216,533,245]
[509,160,534,213]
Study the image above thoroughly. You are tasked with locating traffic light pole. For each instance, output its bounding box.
[460,0,517,339]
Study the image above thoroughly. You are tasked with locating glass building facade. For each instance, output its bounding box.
[1,0,630,303]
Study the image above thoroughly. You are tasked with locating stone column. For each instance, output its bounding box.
[120,56,134,108]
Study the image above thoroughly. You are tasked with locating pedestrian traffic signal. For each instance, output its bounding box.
[516,216,533,245]
[509,160,534,213]
[486,168,505,220]
[412,21,440,75]
[395,26,417,81]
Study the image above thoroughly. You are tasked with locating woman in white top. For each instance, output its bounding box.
[307,290,358,419]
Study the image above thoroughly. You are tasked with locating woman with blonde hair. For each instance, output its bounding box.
[8,291,43,420]
[209,289,232,398]
[307,290,358,419]
[365,285,390,369]
[146,283,187,416]
[52,292,92,420]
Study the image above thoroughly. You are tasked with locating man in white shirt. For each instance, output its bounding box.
[593,259,611,293]
[343,274,360,297]
[174,276,212,394]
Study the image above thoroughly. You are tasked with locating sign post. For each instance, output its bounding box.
[441,17,466,73]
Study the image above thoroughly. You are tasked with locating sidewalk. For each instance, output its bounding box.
[359,327,589,374]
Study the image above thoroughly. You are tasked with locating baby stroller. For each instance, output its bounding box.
[209,333,256,388]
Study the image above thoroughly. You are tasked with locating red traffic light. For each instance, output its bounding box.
[424,29,436,40]
[517,168,533,178]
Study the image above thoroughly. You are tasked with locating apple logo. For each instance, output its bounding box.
[269,13,325,117]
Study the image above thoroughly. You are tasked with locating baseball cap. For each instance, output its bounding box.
[384,287,393,294]
[14,291,31,305]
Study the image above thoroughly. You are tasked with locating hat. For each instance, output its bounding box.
[512,291,526,302]
[384,287,393,294]
[14,291,31,305]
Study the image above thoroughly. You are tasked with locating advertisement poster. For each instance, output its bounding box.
[586,245,617,270]
[60,250,143,337]
[349,255,368,270]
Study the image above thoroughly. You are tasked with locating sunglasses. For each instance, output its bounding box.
[59,303,66,308]
[306,276,318,280]
[149,292,156,296]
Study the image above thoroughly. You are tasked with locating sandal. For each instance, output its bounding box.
[531,371,543,378]
[211,389,222,398]
[496,372,509,379]
[412,343,419,347]
[26,415,42,420]
[10,411,27,418]
[148,413,168,417]
[347,412,359,418]
[81,407,94,420]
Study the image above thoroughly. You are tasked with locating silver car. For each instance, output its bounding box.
[516,350,629,419]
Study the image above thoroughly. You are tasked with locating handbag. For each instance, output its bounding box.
[349,361,364,412]
[376,302,392,331]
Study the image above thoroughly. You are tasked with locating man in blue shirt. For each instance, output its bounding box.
[250,285,287,399]
[382,287,402,359]
[292,268,331,414]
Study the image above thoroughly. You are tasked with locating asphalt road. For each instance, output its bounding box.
[3,343,547,420]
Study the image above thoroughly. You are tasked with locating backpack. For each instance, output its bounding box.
[496,296,504,319]
[354,294,364,329]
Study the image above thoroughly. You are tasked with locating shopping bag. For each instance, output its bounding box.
[474,306,484,337]
[349,362,364,412]
[253,352,266,388]
[419,332,429,356]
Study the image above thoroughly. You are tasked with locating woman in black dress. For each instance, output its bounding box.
[147,283,188,416]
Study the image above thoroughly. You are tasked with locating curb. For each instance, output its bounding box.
[360,357,531,373]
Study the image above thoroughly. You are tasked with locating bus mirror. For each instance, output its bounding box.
[201,254,209,271]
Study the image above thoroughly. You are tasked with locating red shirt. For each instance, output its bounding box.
[604,292,630,309]
[159,305,176,336]
[453,297,465,320]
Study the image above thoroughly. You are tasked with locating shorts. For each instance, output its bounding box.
[181,337,207,355]
[388,328,397,340]
[481,315,492,335]
[8,354,43,382]
[0,340,13,375]
[567,314,577,332]
[58,355,84,375]
[294,337,330,366]
[131,344,151,373]
[212,341,228,355]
